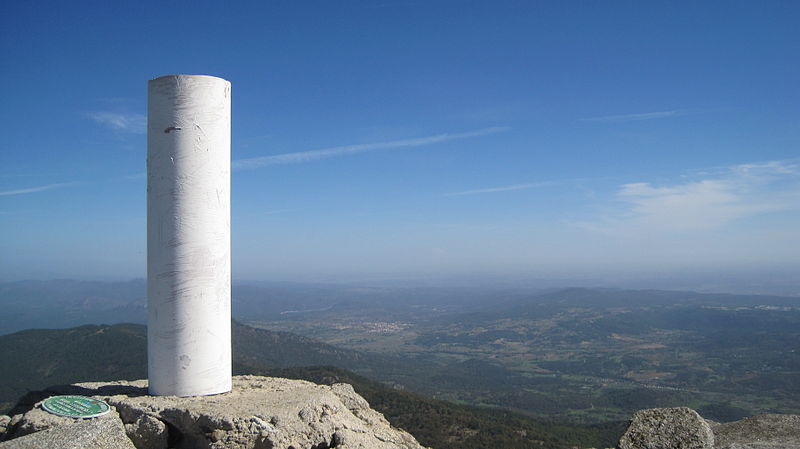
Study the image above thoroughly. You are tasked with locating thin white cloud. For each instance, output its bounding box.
[263,208,302,215]
[87,112,146,133]
[444,182,549,197]
[0,182,79,196]
[581,160,800,233]
[232,127,510,170]
[581,110,692,123]
[730,160,798,177]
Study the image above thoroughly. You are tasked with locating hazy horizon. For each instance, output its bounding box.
[2,268,799,298]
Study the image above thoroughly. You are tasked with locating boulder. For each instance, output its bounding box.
[0,416,8,437]
[618,407,714,449]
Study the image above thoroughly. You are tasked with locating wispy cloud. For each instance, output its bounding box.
[232,127,510,170]
[580,160,800,233]
[444,182,549,197]
[581,110,696,123]
[0,182,79,196]
[263,208,302,215]
[87,111,146,133]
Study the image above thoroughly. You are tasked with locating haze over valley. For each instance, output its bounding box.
[3,279,798,428]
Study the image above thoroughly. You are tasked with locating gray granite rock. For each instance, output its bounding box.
[0,416,9,439]
[712,413,800,449]
[618,407,714,449]
[0,415,136,449]
[4,402,126,440]
[3,375,426,449]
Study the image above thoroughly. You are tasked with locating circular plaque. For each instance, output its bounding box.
[41,395,111,418]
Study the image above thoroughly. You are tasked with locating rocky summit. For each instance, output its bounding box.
[2,378,799,449]
[0,375,427,449]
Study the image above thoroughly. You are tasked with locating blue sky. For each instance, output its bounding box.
[1,1,798,286]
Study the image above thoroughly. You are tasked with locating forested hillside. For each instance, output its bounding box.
[0,322,623,449]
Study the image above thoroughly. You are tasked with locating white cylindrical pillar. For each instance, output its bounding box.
[147,75,232,396]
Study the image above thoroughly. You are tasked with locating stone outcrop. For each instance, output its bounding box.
[0,415,136,449]
[619,407,715,449]
[711,413,800,449]
[0,376,427,449]
[3,383,799,449]
[618,407,800,449]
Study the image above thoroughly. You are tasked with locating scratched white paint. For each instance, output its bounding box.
[147,75,231,396]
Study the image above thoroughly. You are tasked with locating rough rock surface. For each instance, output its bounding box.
[0,415,136,449]
[4,400,129,440]
[1,375,427,449]
[618,407,714,449]
[711,413,800,449]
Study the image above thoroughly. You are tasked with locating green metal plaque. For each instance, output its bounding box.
[41,395,111,418]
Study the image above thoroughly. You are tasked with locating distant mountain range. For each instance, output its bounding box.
[4,279,796,336]
[0,279,508,335]
[0,279,147,335]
